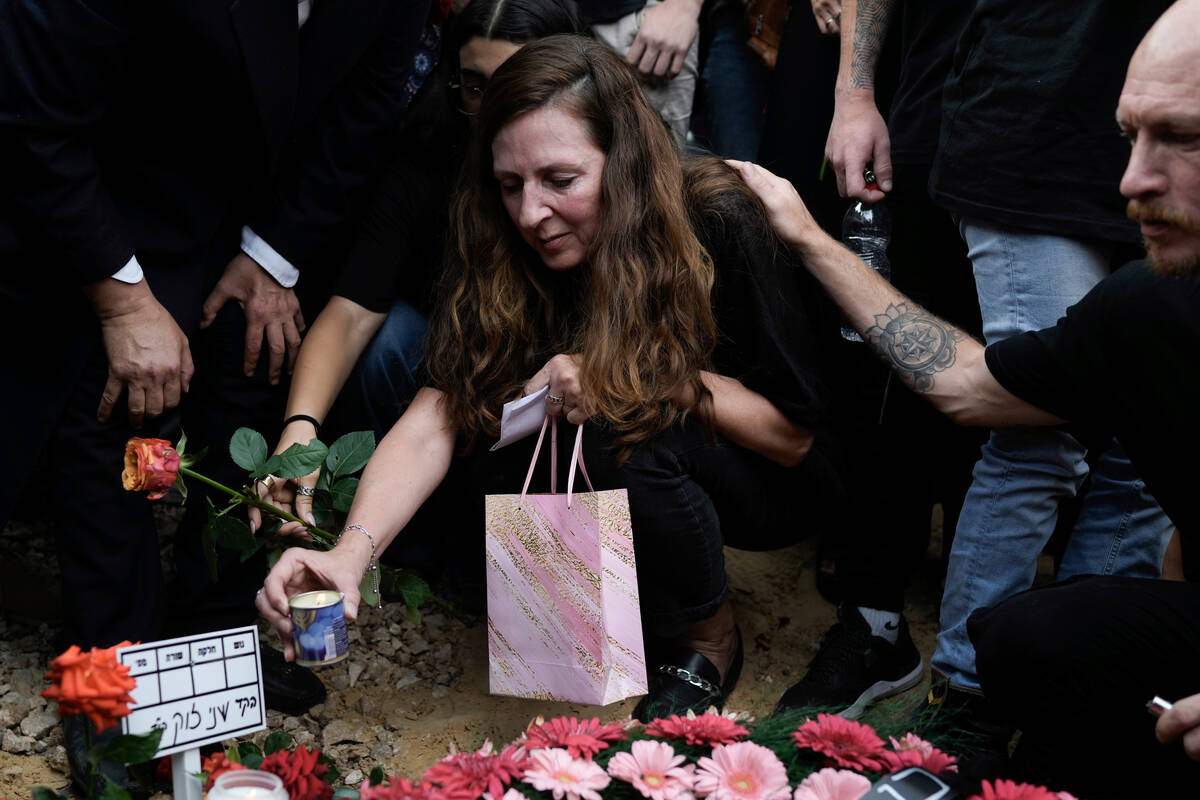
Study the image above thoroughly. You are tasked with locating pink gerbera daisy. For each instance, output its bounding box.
[422,740,529,799]
[693,741,791,800]
[525,717,628,759]
[523,747,611,800]
[607,739,695,800]
[791,768,872,800]
[879,734,957,775]
[645,711,751,747]
[968,779,1062,800]
[791,714,887,772]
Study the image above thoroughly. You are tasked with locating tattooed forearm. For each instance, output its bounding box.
[849,0,898,90]
[864,303,966,393]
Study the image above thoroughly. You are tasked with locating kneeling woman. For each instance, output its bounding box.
[257,35,839,718]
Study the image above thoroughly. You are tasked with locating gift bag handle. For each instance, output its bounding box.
[520,417,595,507]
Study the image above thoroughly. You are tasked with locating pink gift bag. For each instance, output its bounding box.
[485,418,648,705]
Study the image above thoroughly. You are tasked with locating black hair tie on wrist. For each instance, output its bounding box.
[283,414,322,434]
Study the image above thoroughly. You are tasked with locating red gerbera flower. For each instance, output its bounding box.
[260,745,332,800]
[422,740,530,798]
[879,733,958,775]
[524,717,627,759]
[791,713,888,772]
[968,779,1062,800]
[644,712,750,747]
[359,776,474,800]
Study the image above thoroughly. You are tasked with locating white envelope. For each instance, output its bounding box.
[490,386,549,451]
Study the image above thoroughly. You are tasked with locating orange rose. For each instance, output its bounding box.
[121,437,180,500]
[201,751,248,791]
[42,641,138,733]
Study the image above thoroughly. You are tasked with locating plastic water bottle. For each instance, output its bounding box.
[840,168,892,342]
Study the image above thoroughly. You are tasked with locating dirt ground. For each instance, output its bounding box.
[0,511,948,797]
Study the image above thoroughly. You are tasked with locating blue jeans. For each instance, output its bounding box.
[692,9,767,162]
[352,298,427,441]
[932,218,1173,691]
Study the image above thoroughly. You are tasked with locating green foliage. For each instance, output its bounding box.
[326,431,375,478]
[238,740,264,769]
[264,730,294,754]
[332,790,360,799]
[230,428,269,473]
[32,788,66,800]
[96,727,164,765]
[257,439,330,481]
[369,765,386,786]
[330,477,358,513]
[97,775,133,800]
[207,499,261,563]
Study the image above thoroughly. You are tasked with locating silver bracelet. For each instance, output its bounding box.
[338,524,381,608]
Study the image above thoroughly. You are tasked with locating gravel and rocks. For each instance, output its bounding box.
[1,503,950,797]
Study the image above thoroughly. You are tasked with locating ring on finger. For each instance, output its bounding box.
[547,393,565,405]
[825,16,834,25]
[296,485,316,497]
[257,475,277,492]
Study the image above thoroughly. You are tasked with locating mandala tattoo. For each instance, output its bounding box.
[864,303,964,393]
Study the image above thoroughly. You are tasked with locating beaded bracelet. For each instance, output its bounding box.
[338,524,381,608]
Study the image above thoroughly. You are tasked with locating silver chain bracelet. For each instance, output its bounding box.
[338,524,381,608]
[658,664,720,695]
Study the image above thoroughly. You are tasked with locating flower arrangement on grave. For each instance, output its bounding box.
[281,711,1079,800]
[121,431,435,612]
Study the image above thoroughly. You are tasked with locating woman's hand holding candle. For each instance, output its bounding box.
[256,543,368,661]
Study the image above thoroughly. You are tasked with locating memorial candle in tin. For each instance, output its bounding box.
[289,590,349,666]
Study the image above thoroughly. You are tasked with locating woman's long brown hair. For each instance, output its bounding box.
[425,35,716,460]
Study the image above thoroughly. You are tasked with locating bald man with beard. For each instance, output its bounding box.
[731,0,1200,793]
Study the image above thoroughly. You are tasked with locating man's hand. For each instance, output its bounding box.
[810,0,842,35]
[1157,694,1200,760]
[85,278,194,428]
[728,160,823,253]
[826,88,892,202]
[627,0,701,82]
[201,252,305,384]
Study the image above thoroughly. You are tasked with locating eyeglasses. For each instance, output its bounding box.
[448,73,486,116]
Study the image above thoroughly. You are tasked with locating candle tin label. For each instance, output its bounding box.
[289,590,349,667]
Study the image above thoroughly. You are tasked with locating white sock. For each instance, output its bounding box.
[857,606,901,644]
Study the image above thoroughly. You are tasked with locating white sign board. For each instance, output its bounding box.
[118,626,266,757]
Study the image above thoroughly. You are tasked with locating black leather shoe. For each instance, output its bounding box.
[64,715,140,796]
[261,643,326,715]
[633,628,743,722]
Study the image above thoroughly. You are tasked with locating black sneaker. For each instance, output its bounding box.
[775,604,923,719]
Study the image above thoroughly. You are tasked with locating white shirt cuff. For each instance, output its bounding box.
[241,226,299,288]
[111,255,144,284]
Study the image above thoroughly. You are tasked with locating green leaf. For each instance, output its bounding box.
[317,468,331,492]
[324,763,341,785]
[175,472,189,504]
[326,431,375,478]
[32,787,66,800]
[201,508,219,582]
[369,766,386,786]
[359,572,379,610]
[332,789,359,799]
[98,728,164,764]
[256,439,329,481]
[98,774,133,800]
[330,477,359,513]
[177,429,188,457]
[208,503,261,563]
[397,572,432,610]
[230,428,269,472]
[179,446,208,470]
[264,730,294,755]
[238,740,263,769]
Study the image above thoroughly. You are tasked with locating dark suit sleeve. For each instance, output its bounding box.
[0,0,138,284]
[248,0,434,277]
